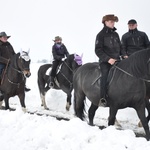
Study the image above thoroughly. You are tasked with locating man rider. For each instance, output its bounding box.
[0,31,30,92]
[95,14,126,106]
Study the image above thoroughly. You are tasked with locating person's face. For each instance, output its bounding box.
[128,24,137,30]
[105,20,115,29]
[0,36,8,43]
[55,40,62,44]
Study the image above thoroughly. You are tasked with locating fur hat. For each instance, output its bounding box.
[0,32,11,38]
[53,36,62,42]
[102,14,118,24]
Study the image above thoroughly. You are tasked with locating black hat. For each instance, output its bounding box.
[0,32,11,38]
[128,19,137,24]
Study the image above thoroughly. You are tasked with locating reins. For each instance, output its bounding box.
[7,66,25,88]
[114,64,150,82]
[57,60,73,88]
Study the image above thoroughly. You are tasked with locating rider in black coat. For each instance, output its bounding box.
[95,14,126,106]
[49,36,69,87]
[121,19,150,56]
[0,32,30,91]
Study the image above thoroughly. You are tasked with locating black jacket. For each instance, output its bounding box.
[121,28,150,56]
[52,43,69,61]
[95,26,124,63]
[0,40,15,64]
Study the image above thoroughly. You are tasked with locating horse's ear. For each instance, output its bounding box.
[27,49,30,54]
[81,53,83,58]
[20,49,23,55]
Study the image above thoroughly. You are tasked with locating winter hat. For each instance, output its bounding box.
[128,19,137,24]
[102,14,118,24]
[53,36,62,42]
[0,32,11,38]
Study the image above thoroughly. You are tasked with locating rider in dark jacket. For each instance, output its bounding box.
[0,32,30,91]
[49,36,69,87]
[121,19,150,56]
[95,14,126,106]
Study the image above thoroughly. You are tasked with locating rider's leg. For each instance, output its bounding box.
[49,60,59,87]
[99,62,111,106]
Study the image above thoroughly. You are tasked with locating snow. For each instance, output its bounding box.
[0,63,150,150]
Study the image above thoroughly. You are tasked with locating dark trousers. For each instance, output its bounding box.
[50,60,61,77]
[100,62,112,99]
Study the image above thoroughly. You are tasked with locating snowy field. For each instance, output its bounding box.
[0,63,150,150]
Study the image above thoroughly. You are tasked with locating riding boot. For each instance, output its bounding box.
[25,85,31,92]
[49,76,54,88]
[99,87,107,107]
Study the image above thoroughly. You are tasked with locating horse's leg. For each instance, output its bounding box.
[66,91,72,111]
[4,95,15,111]
[74,92,86,120]
[0,95,4,108]
[135,104,150,141]
[88,103,98,126]
[18,93,26,112]
[108,106,118,126]
[40,92,49,110]
[138,98,150,127]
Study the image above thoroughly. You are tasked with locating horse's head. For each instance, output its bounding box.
[66,54,82,71]
[17,50,31,78]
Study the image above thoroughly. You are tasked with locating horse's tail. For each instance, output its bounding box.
[37,64,52,95]
[74,91,86,120]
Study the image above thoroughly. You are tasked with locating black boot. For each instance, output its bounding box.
[99,83,107,107]
[25,85,31,92]
[49,76,54,88]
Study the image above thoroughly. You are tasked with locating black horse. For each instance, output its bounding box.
[0,51,31,112]
[37,54,82,111]
[73,49,150,140]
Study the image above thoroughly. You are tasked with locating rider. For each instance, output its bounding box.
[95,14,126,106]
[49,36,69,88]
[121,19,150,57]
[0,31,30,92]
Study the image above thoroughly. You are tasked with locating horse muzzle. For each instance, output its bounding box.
[23,70,31,78]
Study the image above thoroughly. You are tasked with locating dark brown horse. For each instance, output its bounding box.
[0,51,31,112]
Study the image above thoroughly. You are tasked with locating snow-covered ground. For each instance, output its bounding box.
[0,63,150,150]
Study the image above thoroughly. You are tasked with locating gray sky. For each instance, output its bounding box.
[1,0,150,62]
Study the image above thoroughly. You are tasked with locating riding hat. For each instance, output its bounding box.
[128,19,137,24]
[0,32,11,38]
[53,36,62,42]
[102,14,118,24]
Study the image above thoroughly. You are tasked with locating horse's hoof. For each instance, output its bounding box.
[9,108,16,111]
[138,121,143,127]
[88,122,94,126]
[45,107,49,110]
[66,102,70,111]
[22,107,27,113]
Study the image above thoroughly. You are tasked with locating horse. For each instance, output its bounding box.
[73,49,150,140]
[37,54,82,111]
[0,50,31,112]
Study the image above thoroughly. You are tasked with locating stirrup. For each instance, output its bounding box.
[49,82,54,88]
[99,98,107,107]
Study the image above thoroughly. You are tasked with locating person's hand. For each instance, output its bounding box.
[123,55,128,59]
[108,58,116,65]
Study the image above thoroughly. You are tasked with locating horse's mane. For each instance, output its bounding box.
[118,48,150,78]
[10,53,20,68]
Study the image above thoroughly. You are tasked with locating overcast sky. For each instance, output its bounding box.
[1,0,150,62]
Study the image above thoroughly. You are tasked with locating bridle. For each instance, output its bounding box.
[7,53,30,87]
